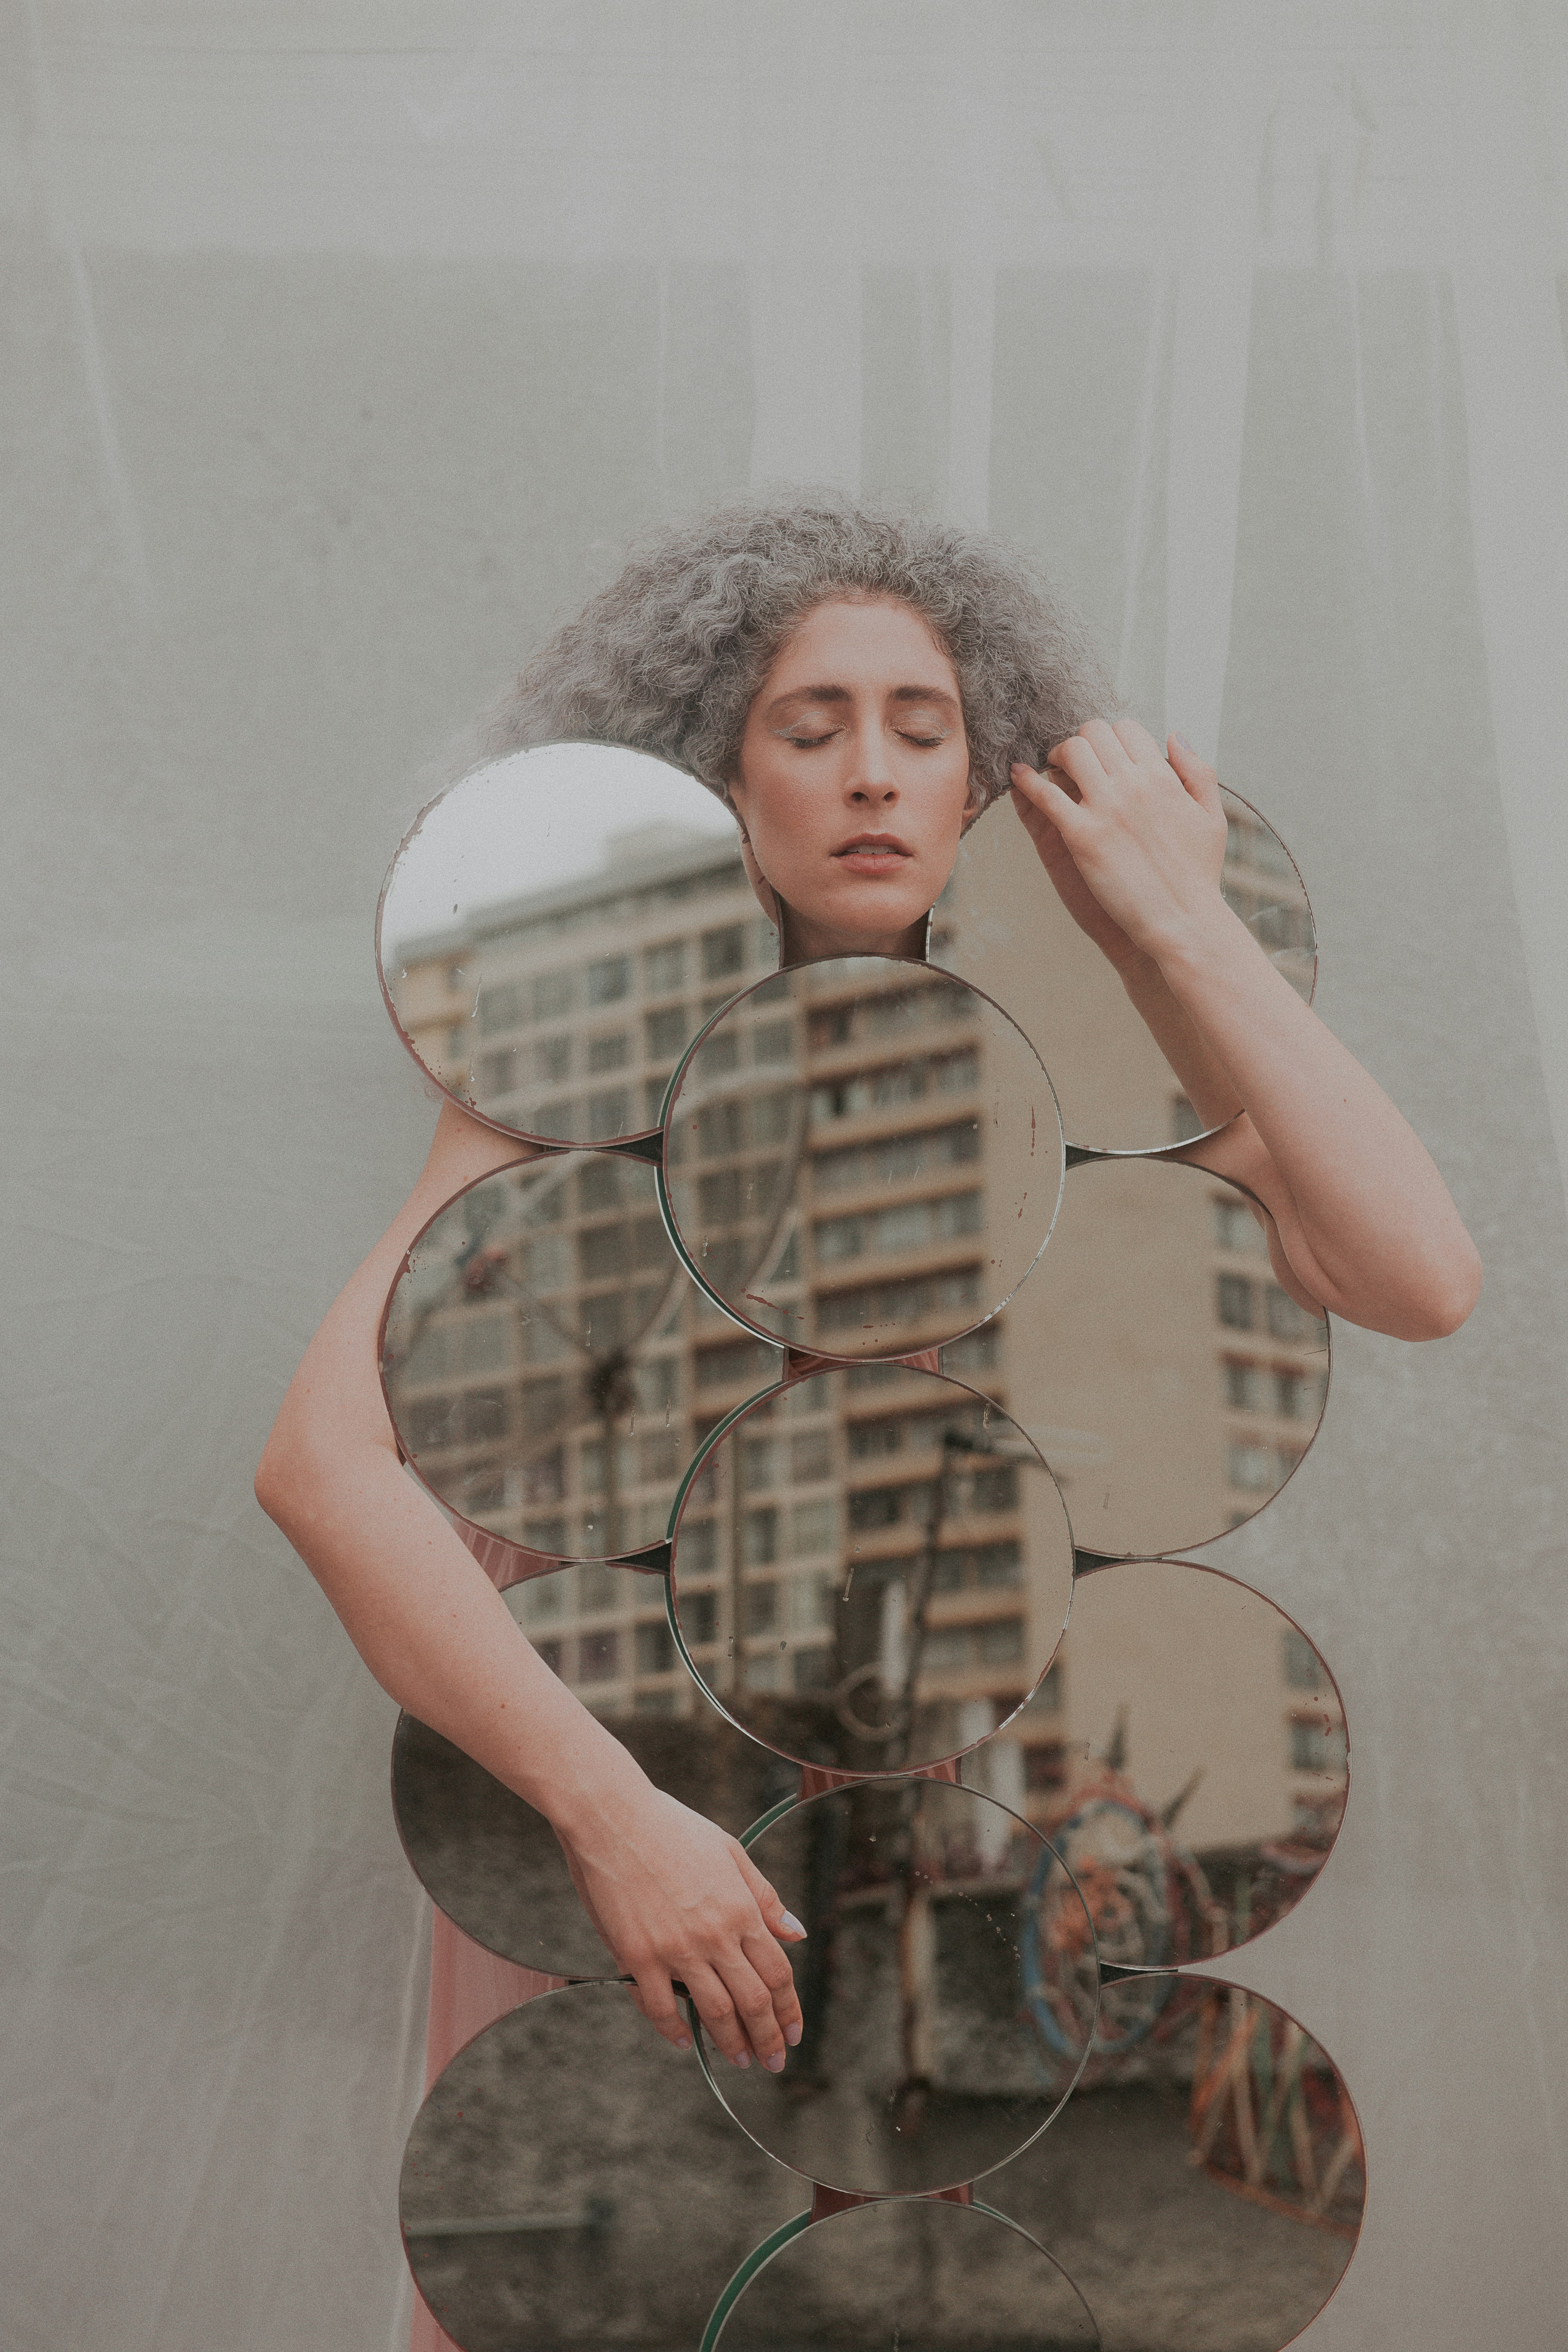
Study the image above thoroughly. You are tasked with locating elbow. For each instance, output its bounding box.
[254,1416,332,1543]
[254,1428,299,1533]
[1398,1237,1483,1342]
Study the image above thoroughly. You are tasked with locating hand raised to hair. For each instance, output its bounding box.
[1010,720,1228,972]
[553,1783,805,2072]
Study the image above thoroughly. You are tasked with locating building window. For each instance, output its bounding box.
[1290,1713,1347,1773]
[791,1647,832,1694]
[533,970,574,1020]
[744,1508,778,1566]
[1275,1367,1323,1420]
[1213,1197,1268,1253]
[1224,1357,1265,1409]
[702,925,746,980]
[1217,1273,1254,1329]
[587,1087,629,1134]
[1267,1284,1326,1343]
[1024,1740,1067,1790]
[1283,1628,1322,1689]
[790,1430,833,1482]
[639,1431,682,1482]
[579,1630,620,1682]
[1228,1440,1277,1491]
[744,1582,777,1634]
[478,980,527,1035]
[586,956,632,1006]
[534,1035,571,1081]
[848,1486,905,1531]
[754,1019,794,1064]
[677,1519,718,1576]
[789,1498,836,1556]
[646,1005,690,1059]
[635,1620,676,1676]
[978,1618,1026,1664]
[969,1465,1018,1513]
[644,941,685,993]
[742,1434,776,1489]
[682,1590,718,1645]
[942,1325,1000,1374]
[587,1032,629,1074]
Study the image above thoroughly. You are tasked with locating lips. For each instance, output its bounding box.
[833,833,912,869]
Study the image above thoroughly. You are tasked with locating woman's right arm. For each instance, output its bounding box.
[254,1097,803,2070]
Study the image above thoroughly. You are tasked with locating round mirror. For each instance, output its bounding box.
[941,1157,1329,1559]
[662,958,1065,1358]
[706,2196,1099,2350]
[391,1612,801,1975]
[379,1150,694,1572]
[670,1365,1074,1774]
[933,785,1316,1155]
[1012,1560,1347,1979]
[401,1982,802,2352]
[695,1780,1096,2197]
[990,1973,1363,2346]
[378,744,768,1144]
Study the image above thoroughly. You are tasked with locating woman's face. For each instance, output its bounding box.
[728,595,973,960]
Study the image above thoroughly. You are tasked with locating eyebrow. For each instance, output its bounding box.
[765,683,962,719]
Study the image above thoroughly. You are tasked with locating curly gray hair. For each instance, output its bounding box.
[476,494,1117,812]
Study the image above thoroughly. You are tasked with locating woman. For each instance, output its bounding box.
[256,496,1480,2100]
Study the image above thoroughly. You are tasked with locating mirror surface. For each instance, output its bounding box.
[697,1781,1095,2196]
[392,1604,800,1974]
[1007,1561,1347,1980]
[662,957,1064,1358]
[989,1973,1362,2350]
[401,1982,801,2352]
[379,745,768,1144]
[710,2198,1099,2350]
[380,1150,702,1568]
[934,785,1315,1154]
[670,1365,1074,1773]
[943,1157,1328,1558]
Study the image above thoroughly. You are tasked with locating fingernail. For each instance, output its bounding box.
[765,2050,786,2073]
[784,2021,803,2046]
[733,2050,751,2070]
[1174,731,1195,751]
[676,2035,692,2053]
[780,1912,808,1939]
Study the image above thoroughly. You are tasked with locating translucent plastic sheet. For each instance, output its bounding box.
[5,8,1568,2350]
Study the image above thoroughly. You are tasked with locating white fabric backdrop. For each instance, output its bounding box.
[5,4,1567,2345]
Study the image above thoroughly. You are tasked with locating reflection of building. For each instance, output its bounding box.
[392,822,1341,1855]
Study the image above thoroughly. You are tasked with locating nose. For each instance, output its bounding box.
[845,710,898,803]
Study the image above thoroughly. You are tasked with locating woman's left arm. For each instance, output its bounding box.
[1011,719,1482,1341]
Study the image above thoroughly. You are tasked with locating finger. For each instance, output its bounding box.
[1070,717,1132,774]
[730,1849,807,1942]
[739,1926,805,2051]
[1110,715,1166,767]
[711,1948,793,2070]
[628,1965,694,2054]
[1166,732,1224,813]
[1010,762,1090,840]
[680,1960,754,2069]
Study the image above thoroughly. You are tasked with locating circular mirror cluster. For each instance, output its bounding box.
[380,747,1360,2350]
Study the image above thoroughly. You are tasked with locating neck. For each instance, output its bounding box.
[779,903,931,968]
